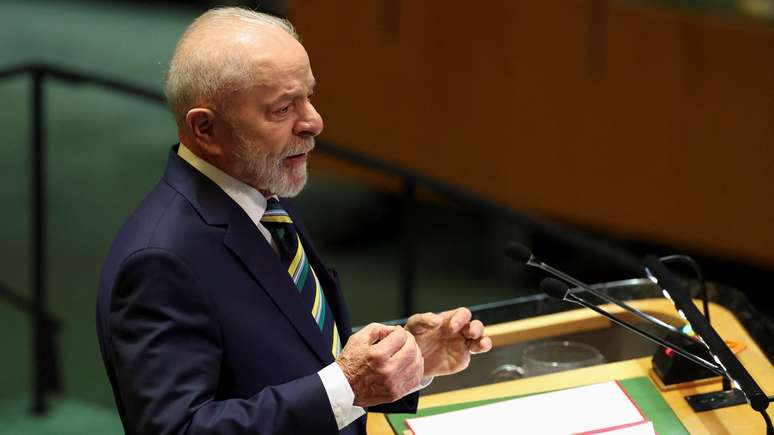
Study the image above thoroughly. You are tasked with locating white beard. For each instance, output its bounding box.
[232,131,313,198]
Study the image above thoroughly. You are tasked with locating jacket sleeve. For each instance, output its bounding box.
[368,392,420,414]
[108,248,339,435]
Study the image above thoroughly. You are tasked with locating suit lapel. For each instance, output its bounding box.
[163,147,334,365]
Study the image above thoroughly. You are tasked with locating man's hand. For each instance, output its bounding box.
[406,307,492,378]
[336,323,424,407]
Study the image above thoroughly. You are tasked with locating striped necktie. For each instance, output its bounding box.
[261,198,342,358]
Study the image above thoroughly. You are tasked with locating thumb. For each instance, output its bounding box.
[407,312,442,334]
[356,323,396,345]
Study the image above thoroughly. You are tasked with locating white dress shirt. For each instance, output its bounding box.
[177,144,429,430]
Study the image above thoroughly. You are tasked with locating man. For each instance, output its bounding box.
[97,7,491,434]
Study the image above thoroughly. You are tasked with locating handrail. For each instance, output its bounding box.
[0,283,62,328]
[0,63,164,104]
[0,62,643,415]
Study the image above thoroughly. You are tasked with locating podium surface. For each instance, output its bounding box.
[367,299,774,434]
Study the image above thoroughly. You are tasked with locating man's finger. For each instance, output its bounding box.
[462,320,485,340]
[391,330,418,362]
[372,328,408,357]
[467,336,493,354]
[375,325,401,342]
[390,332,422,381]
[445,307,472,333]
[356,323,396,345]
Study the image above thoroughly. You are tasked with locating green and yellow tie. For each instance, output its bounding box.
[261,198,342,358]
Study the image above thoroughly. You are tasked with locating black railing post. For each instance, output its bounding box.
[399,180,416,317]
[31,67,48,415]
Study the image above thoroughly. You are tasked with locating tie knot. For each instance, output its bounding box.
[261,198,293,225]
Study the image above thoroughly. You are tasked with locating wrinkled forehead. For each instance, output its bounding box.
[236,41,313,99]
[248,55,313,89]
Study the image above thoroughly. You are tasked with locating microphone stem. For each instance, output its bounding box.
[567,293,724,376]
[762,409,773,435]
[659,255,710,324]
[533,259,686,337]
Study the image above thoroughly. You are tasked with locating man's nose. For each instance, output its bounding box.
[295,101,324,137]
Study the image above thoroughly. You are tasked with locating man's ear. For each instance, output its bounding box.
[185,108,224,157]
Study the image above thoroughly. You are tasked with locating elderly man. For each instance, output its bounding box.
[96,7,491,434]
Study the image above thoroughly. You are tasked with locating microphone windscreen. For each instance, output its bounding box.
[504,242,533,264]
[540,277,570,300]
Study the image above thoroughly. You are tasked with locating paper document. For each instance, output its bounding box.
[405,380,654,435]
[607,421,655,434]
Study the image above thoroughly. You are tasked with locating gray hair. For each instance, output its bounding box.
[164,7,299,127]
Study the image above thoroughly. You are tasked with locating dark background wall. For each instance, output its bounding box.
[291,1,774,270]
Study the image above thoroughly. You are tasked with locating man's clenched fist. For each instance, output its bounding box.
[336,323,424,407]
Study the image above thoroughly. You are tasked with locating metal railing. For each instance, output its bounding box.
[0,62,643,414]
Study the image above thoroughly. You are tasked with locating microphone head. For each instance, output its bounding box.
[504,242,533,264]
[540,277,570,301]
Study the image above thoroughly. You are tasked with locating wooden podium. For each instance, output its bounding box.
[367,299,774,434]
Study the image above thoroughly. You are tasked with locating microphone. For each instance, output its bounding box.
[658,255,710,324]
[644,256,770,413]
[541,276,571,300]
[505,242,686,337]
[540,278,723,375]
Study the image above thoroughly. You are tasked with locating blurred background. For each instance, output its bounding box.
[0,0,772,433]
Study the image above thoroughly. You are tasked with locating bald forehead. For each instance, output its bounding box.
[183,15,297,54]
[183,17,306,78]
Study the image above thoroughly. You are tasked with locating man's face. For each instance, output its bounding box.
[221,33,323,197]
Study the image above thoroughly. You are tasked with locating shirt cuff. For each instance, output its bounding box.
[318,362,366,430]
[409,376,433,395]
[318,364,434,430]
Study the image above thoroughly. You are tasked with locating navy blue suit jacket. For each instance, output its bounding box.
[97,147,417,434]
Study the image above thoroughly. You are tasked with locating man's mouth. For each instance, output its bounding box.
[284,152,307,164]
[283,140,315,165]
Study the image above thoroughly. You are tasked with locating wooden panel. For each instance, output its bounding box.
[290,1,774,267]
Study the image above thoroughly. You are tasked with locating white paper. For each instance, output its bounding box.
[405,381,648,435]
[608,420,656,434]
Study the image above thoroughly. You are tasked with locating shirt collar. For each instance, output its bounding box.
[177,143,272,227]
